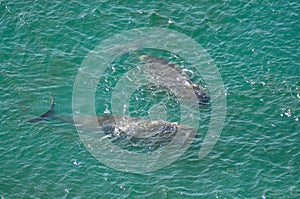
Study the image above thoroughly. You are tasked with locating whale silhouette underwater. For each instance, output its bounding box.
[29,55,210,150]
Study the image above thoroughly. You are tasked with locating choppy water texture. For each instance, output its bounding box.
[1,0,299,198]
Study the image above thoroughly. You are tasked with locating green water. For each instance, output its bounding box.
[1,0,299,198]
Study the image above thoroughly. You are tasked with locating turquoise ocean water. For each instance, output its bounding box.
[1,0,299,198]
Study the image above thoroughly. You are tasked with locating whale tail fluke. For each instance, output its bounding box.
[27,93,56,122]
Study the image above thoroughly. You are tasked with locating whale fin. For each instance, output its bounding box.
[28,94,55,122]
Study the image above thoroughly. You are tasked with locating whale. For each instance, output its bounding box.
[28,94,197,150]
[138,54,210,105]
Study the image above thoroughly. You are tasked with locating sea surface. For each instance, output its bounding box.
[1,0,299,198]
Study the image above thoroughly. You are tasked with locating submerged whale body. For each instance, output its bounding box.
[139,55,210,105]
